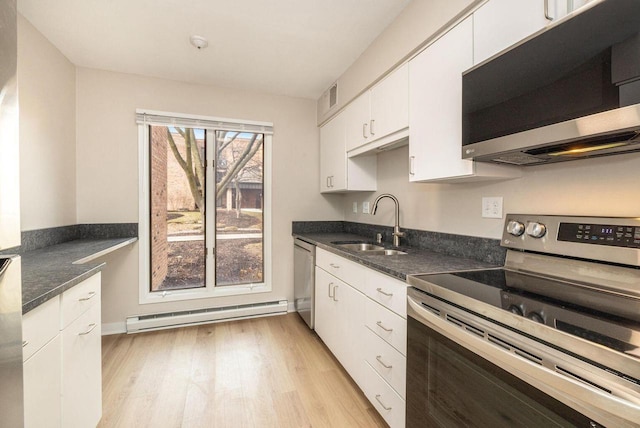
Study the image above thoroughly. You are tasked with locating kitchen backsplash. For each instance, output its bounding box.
[293,221,505,265]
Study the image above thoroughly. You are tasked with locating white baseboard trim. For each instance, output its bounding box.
[287,300,295,312]
[102,321,127,336]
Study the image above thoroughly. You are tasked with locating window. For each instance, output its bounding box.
[137,110,272,303]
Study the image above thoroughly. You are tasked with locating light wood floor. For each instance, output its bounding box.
[98,313,388,428]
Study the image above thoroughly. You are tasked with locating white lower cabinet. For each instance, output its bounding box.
[314,248,406,427]
[22,273,102,428]
[23,296,61,428]
[24,335,62,428]
[62,301,102,428]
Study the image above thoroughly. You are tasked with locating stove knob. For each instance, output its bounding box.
[527,312,544,324]
[526,222,547,238]
[507,305,523,316]
[506,220,525,236]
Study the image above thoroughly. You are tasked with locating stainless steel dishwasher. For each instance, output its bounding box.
[294,238,315,329]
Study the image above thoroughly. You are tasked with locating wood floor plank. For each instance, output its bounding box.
[98,313,388,428]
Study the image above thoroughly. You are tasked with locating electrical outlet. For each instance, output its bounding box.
[362,201,370,214]
[482,197,503,219]
[352,201,358,213]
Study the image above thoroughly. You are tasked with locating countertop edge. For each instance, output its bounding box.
[21,237,137,314]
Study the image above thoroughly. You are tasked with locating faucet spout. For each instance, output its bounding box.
[371,193,404,247]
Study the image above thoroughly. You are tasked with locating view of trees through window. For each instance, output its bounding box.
[149,125,264,291]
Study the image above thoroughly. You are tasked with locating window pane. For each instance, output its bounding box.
[150,126,206,291]
[215,131,264,286]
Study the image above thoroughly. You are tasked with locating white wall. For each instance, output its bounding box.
[75,67,343,325]
[317,0,477,124]
[17,15,76,230]
[344,146,640,240]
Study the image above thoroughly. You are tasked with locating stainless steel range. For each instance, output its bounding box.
[406,214,640,427]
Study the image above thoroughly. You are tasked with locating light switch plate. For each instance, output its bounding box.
[362,201,370,214]
[482,196,503,219]
[352,201,358,213]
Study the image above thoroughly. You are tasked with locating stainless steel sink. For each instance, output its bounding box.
[366,249,407,256]
[336,243,384,252]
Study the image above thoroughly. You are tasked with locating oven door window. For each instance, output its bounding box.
[407,317,591,427]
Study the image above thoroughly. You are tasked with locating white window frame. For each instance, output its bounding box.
[137,109,273,305]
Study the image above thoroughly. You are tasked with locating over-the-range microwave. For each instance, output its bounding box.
[462,0,640,166]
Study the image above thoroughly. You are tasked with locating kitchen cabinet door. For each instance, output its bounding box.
[320,110,376,194]
[344,64,409,155]
[24,335,62,428]
[315,267,339,351]
[409,17,475,181]
[369,63,409,145]
[344,92,370,152]
[62,302,102,428]
[314,267,366,384]
[473,0,553,65]
[320,112,347,192]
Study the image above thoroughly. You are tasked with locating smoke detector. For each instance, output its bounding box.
[189,35,209,50]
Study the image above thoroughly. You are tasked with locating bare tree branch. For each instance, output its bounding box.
[216,134,262,200]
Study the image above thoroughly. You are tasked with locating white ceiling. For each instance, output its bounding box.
[18,0,411,100]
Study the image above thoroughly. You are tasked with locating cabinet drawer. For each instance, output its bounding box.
[316,248,365,286]
[363,327,406,399]
[61,273,101,329]
[363,269,407,318]
[23,296,60,361]
[362,362,406,428]
[365,298,407,355]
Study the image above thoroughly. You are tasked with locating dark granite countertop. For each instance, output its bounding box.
[21,237,137,314]
[294,232,499,282]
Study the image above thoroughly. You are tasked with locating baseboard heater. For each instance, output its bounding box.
[125,300,288,333]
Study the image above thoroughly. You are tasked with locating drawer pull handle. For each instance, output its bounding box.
[22,340,29,348]
[376,321,393,332]
[375,394,392,411]
[79,291,97,301]
[376,287,393,297]
[329,263,340,269]
[376,355,393,369]
[79,323,97,336]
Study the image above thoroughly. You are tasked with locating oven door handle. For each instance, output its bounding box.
[407,296,640,427]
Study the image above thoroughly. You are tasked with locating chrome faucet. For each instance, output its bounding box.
[371,193,404,247]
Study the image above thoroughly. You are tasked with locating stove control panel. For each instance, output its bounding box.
[558,222,640,248]
[502,215,640,267]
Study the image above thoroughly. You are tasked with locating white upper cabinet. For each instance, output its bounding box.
[409,17,474,182]
[320,113,347,192]
[345,64,409,155]
[409,17,520,182]
[320,110,376,193]
[345,92,371,152]
[473,0,559,65]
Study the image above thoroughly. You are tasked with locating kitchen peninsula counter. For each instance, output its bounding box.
[21,237,137,314]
